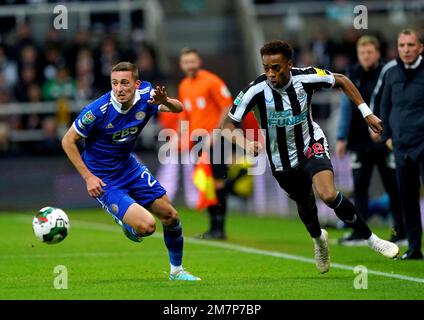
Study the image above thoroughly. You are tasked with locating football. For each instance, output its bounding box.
[32,207,70,244]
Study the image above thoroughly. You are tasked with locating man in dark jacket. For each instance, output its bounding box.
[380,28,424,260]
[336,35,404,246]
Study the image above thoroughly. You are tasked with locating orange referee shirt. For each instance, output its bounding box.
[179,69,233,135]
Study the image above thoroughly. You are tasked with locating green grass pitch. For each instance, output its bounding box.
[0,208,423,300]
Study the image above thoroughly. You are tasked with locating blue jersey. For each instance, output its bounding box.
[73,82,159,185]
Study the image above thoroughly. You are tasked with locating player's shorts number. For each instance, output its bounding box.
[141,169,157,187]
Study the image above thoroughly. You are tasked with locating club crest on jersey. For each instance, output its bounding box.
[135,111,146,120]
[105,123,114,129]
[82,111,96,125]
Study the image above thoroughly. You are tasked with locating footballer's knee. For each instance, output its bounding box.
[134,220,156,237]
[161,207,180,226]
[317,189,338,205]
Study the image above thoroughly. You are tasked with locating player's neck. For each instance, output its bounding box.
[120,95,135,110]
[121,99,133,110]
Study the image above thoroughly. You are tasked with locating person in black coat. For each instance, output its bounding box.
[380,29,424,260]
[336,35,404,246]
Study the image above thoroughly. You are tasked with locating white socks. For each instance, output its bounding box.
[170,264,183,274]
[366,233,378,245]
[313,230,326,244]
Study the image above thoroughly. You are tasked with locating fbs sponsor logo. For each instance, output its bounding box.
[82,110,96,125]
[112,126,138,144]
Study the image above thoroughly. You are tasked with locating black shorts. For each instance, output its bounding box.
[272,139,333,202]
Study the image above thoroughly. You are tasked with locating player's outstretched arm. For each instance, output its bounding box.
[148,86,183,113]
[61,127,106,198]
[333,73,383,135]
[221,116,262,156]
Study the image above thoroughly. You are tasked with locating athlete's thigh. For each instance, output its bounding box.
[303,138,336,197]
[129,166,167,208]
[272,169,312,202]
[311,169,337,197]
[97,187,155,227]
[148,194,179,224]
[97,188,135,221]
[122,202,156,229]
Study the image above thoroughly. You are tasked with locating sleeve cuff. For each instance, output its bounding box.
[227,112,241,123]
[72,122,87,138]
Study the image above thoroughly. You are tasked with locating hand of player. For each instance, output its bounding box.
[85,175,106,198]
[335,140,346,159]
[246,141,263,156]
[369,129,382,143]
[365,114,383,135]
[147,86,168,105]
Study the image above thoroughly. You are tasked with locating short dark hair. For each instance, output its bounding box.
[398,28,423,44]
[180,47,201,57]
[111,61,139,80]
[260,40,294,60]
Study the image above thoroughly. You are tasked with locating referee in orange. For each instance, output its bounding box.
[179,47,233,239]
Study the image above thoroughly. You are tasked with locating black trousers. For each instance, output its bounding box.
[394,151,424,252]
[351,145,404,235]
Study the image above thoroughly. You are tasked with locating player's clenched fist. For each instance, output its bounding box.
[85,175,106,198]
[365,114,383,135]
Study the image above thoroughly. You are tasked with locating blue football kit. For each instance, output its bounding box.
[73,81,166,221]
[71,81,202,281]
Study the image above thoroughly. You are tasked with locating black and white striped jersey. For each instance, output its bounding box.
[228,67,335,171]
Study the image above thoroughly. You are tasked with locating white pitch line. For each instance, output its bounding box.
[13,215,424,284]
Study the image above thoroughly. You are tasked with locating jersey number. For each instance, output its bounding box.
[141,170,157,187]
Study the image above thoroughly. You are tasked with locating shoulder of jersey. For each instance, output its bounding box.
[137,81,153,101]
[291,66,327,76]
[249,74,267,86]
[84,91,112,116]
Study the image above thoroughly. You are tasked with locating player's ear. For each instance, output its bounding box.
[287,59,293,69]
[135,79,141,87]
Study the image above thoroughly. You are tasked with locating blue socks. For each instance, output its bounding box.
[163,220,183,267]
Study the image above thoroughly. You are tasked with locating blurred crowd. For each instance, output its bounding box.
[0,22,166,154]
[0,18,397,155]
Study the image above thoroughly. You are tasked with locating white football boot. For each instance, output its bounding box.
[367,233,400,259]
[313,229,330,274]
